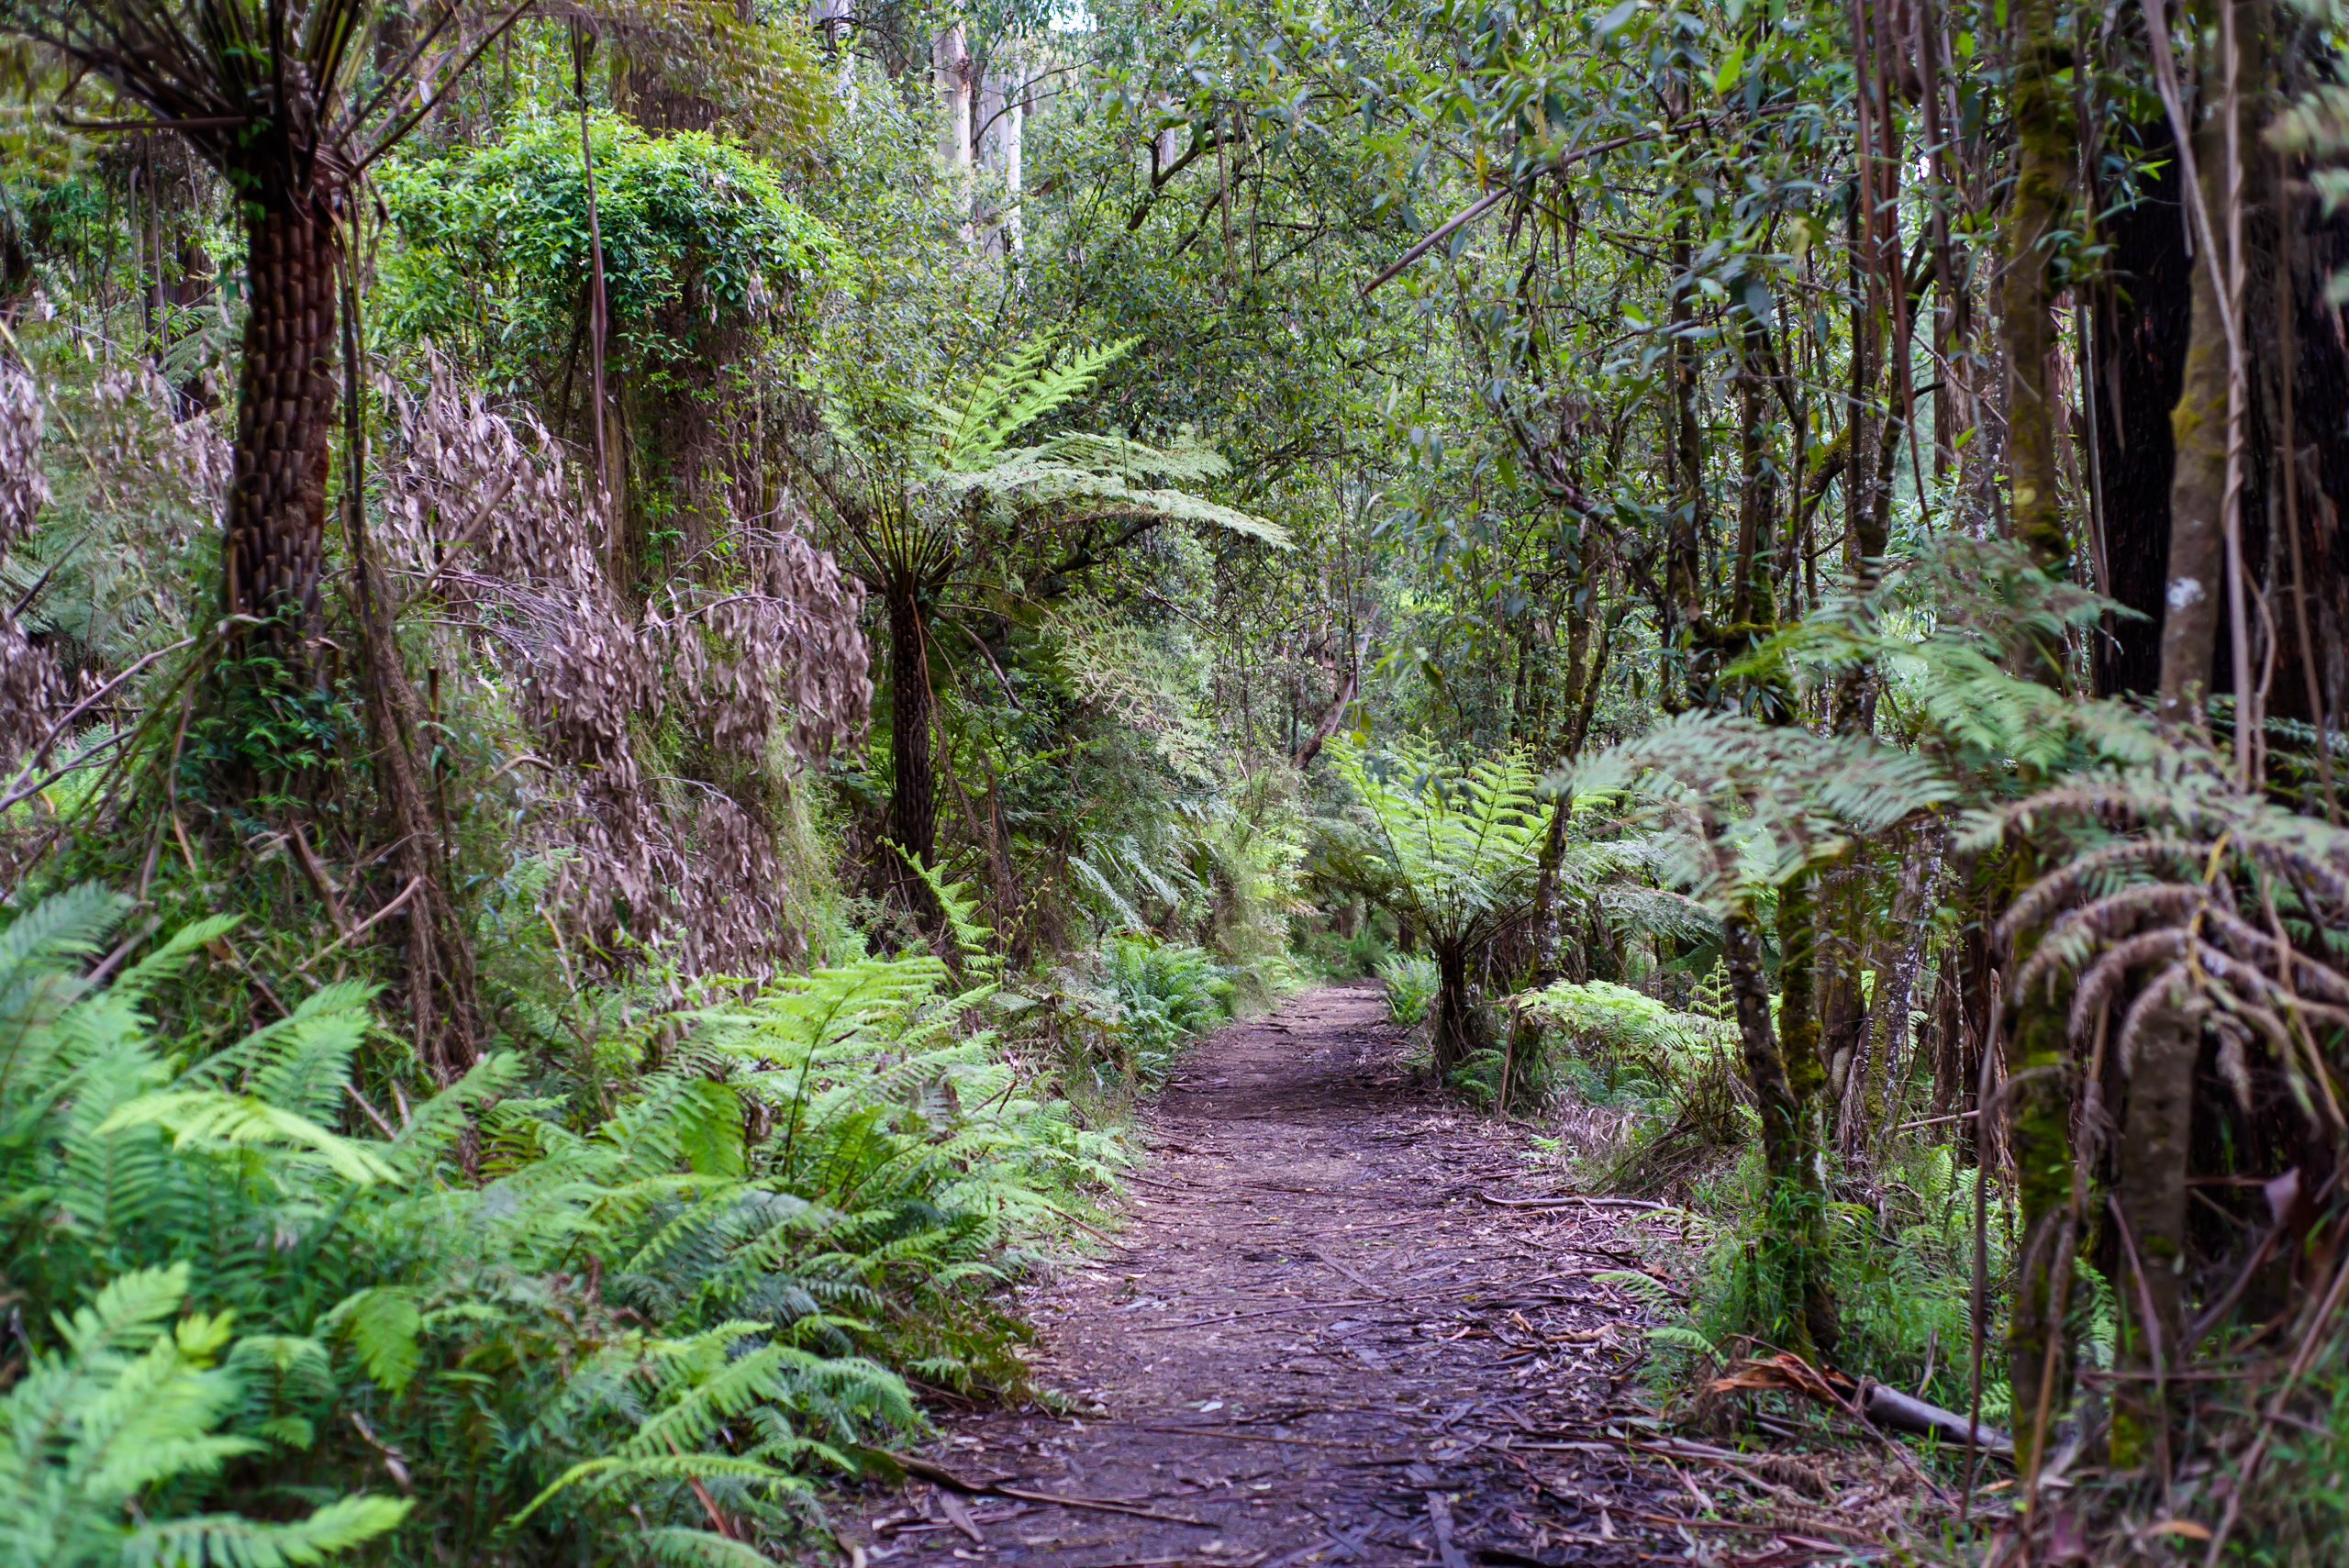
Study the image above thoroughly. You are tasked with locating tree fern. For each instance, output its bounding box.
[1321,738,1556,1068]
[1975,734,2349,1118]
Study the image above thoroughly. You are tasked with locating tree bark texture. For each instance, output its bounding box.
[2001,0,2077,642]
[886,579,940,887]
[1731,323,1776,636]
[225,194,341,667]
[934,22,973,168]
[1999,0,2079,1476]
[1769,873,1840,1362]
[2156,99,2233,728]
[2108,996,2197,1467]
[1432,941,1486,1076]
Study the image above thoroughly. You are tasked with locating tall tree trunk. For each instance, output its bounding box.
[1765,873,1839,1361]
[224,193,340,668]
[977,54,1026,258]
[2111,0,2267,1471]
[2156,8,2257,732]
[1731,321,1776,637]
[1667,224,1706,706]
[1999,0,2082,1480]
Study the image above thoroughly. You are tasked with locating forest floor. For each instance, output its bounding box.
[844,983,1909,1567]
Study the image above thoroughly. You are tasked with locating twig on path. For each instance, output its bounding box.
[1424,1492,1470,1568]
[886,1453,1214,1528]
[1311,1249,1394,1297]
[1059,1213,1138,1251]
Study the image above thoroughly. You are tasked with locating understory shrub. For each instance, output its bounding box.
[1097,937,1232,1088]
[1669,1137,2024,1428]
[1293,915,1392,980]
[0,884,1113,1567]
[1519,977,1751,1197]
[1376,952,1439,1027]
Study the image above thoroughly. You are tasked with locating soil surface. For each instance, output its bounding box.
[848,982,1748,1567]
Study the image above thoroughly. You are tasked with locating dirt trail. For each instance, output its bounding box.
[852,983,1710,1567]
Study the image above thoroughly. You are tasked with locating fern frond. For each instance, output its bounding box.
[129,1496,412,1568]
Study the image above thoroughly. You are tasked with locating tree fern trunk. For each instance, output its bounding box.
[223,193,340,668]
[885,578,941,924]
[1431,942,1482,1075]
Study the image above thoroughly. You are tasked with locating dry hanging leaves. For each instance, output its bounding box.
[377,358,869,973]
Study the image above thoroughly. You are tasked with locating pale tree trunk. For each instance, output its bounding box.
[935,23,972,169]
[811,0,850,50]
[977,56,1025,259]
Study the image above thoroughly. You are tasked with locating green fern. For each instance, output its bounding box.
[0,884,1108,1562]
[0,1262,407,1568]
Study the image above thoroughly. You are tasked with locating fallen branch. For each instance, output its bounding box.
[1311,1249,1394,1297]
[1476,1189,1675,1212]
[1709,1354,2010,1458]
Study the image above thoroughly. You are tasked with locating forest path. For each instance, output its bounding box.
[849,982,1709,1568]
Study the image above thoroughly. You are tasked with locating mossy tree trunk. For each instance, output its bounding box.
[1999,0,2081,1476]
[1770,868,1840,1362]
[2110,0,2266,1472]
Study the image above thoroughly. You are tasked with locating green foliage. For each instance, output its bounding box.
[1518,978,1740,1071]
[1321,738,1551,950]
[1521,978,1752,1195]
[0,884,1111,1562]
[1097,937,1232,1088]
[0,1262,409,1568]
[1376,951,1439,1027]
[1681,1140,2017,1420]
[378,113,838,384]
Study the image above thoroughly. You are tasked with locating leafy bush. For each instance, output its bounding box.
[0,1262,408,1568]
[1097,937,1231,1089]
[1687,1140,2023,1423]
[0,884,1110,1565]
[1296,915,1392,980]
[1519,977,1752,1196]
[1376,951,1440,1027]
[378,112,837,387]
